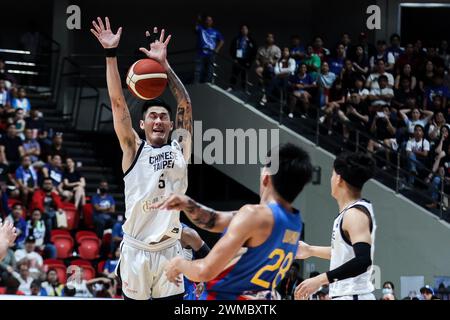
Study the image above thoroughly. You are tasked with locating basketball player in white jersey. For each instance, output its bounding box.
[295,151,376,300]
[90,17,192,300]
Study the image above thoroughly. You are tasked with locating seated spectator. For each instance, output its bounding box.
[42,154,64,191]
[62,157,86,211]
[392,77,417,110]
[12,261,33,295]
[341,59,358,92]
[303,45,321,74]
[317,62,336,107]
[228,24,256,93]
[341,79,370,136]
[0,124,25,171]
[5,204,27,248]
[354,32,376,60]
[0,58,17,89]
[0,161,14,190]
[255,33,281,105]
[25,209,57,259]
[92,180,116,238]
[66,267,93,298]
[43,132,68,163]
[406,124,430,185]
[428,141,450,208]
[328,43,346,76]
[11,88,31,114]
[321,78,346,135]
[427,112,447,147]
[420,285,440,300]
[22,128,41,163]
[15,156,38,205]
[289,35,306,66]
[339,33,352,57]
[111,219,123,254]
[0,79,10,108]
[14,108,26,140]
[426,46,445,71]
[399,107,434,136]
[428,95,446,116]
[426,125,450,184]
[418,60,435,94]
[41,268,64,297]
[271,47,296,95]
[387,33,404,62]
[30,279,47,296]
[368,75,394,110]
[351,45,369,78]
[396,43,421,75]
[0,274,24,295]
[312,36,330,63]
[369,40,395,72]
[25,109,47,142]
[0,241,16,285]
[367,106,398,168]
[287,63,317,118]
[103,246,120,277]
[394,64,416,91]
[31,177,65,243]
[424,75,449,110]
[366,59,394,89]
[14,235,44,279]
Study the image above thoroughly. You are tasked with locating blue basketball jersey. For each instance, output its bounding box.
[200,202,302,300]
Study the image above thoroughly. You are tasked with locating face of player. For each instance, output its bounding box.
[330,169,340,199]
[141,106,173,146]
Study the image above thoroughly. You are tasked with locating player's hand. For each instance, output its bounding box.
[296,241,312,259]
[0,220,17,246]
[294,276,323,300]
[139,27,172,66]
[151,194,192,212]
[90,17,122,49]
[165,256,184,286]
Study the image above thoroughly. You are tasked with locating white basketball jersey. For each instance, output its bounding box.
[122,139,188,243]
[329,199,376,298]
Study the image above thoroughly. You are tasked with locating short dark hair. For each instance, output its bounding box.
[333,152,375,190]
[266,143,313,203]
[12,203,22,210]
[142,99,172,119]
[383,281,395,290]
[390,33,401,42]
[42,177,53,185]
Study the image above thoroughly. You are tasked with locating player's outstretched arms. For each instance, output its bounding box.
[90,17,141,173]
[296,241,331,260]
[151,194,237,233]
[165,205,258,283]
[0,220,17,261]
[139,28,192,161]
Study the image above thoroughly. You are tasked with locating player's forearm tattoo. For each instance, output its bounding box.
[166,65,193,134]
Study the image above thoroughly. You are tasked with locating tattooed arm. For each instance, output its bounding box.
[91,17,141,173]
[152,194,236,233]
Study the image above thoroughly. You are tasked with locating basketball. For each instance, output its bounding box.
[126,59,168,100]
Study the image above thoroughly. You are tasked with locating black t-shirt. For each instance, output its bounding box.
[0,135,23,162]
[25,117,46,132]
[44,195,56,212]
[63,170,82,184]
[370,115,398,140]
[394,88,416,107]
[0,163,10,183]
[43,145,68,162]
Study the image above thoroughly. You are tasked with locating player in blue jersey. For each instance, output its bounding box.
[153,143,313,300]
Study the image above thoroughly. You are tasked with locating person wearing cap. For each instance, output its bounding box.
[405,124,430,186]
[295,152,377,300]
[14,235,44,279]
[420,285,440,300]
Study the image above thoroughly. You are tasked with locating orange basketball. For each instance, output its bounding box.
[126,59,168,100]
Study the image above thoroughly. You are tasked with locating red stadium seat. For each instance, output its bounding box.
[44,259,67,284]
[75,231,98,243]
[51,231,74,259]
[83,203,95,229]
[70,260,96,280]
[64,207,79,230]
[78,236,101,260]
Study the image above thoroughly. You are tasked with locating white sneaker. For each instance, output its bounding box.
[288,113,294,119]
[319,116,326,124]
[261,95,267,104]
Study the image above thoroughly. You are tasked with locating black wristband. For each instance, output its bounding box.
[194,242,211,259]
[105,47,117,57]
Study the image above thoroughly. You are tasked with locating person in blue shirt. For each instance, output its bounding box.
[15,155,37,205]
[42,154,63,189]
[6,203,27,248]
[103,246,120,277]
[387,33,404,62]
[11,87,31,114]
[194,14,224,83]
[91,180,116,238]
[287,64,317,118]
[290,35,306,66]
[424,75,449,109]
[111,218,123,254]
[327,43,346,76]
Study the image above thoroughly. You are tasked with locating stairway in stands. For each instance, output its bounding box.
[32,98,125,217]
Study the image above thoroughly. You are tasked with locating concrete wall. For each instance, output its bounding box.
[183,83,450,296]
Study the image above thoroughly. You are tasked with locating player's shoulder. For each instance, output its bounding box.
[236,204,273,226]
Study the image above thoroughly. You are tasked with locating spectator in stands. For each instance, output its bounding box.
[394,64,416,91]
[30,279,47,296]
[328,43,346,76]
[406,124,430,185]
[92,180,116,238]
[194,14,224,83]
[354,32,376,61]
[351,45,369,78]
[14,108,26,140]
[392,77,417,110]
[312,36,330,62]
[420,285,440,300]
[396,43,420,75]
[43,132,67,163]
[5,204,27,248]
[341,59,358,92]
[255,33,281,105]
[303,45,321,74]
[368,75,394,110]
[0,241,16,284]
[287,63,316,119]
[15,155,37,205]
[366,59,394,89]
[414,40,427,60]
[22,128,40,163]
[41,268,64,296]
[111,218,123,254]
[339,33,352,57]
[25,209,56,259]
[66,267,93,298]
[427,112,447,147]
[400,107,434,136]
[426,46,445,71]
[228,24,257,93]
[367,105,398,168]
[0,124,25,171]
[103,246,120,277]
[14,235,44,279]
[321,78,346,135]
[387,33,404,62]
[12,260,33,295]
[25,109,47,142]
[0,80,10,108]
[272,47,296,94]
[31,177,65,243]
[317,61,336,107]
[438,40,450,68]
[11,88,31,115]
[0,57,16,89]
[289,35,306,66]
[42,154,63,191]
[343,78,370,132]
[426,125,450,185]
[429,143,450,209]
[62,158,86,212]
[418,60,435,95]
[424,75,449,110]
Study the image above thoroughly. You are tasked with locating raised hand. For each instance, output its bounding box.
[139,27,172,65]
[90,17,122,49]
[0,220,17,247]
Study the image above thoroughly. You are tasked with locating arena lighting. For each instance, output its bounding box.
[0,49,31,54]
[7,70,38,75]
[5,60,36,66]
